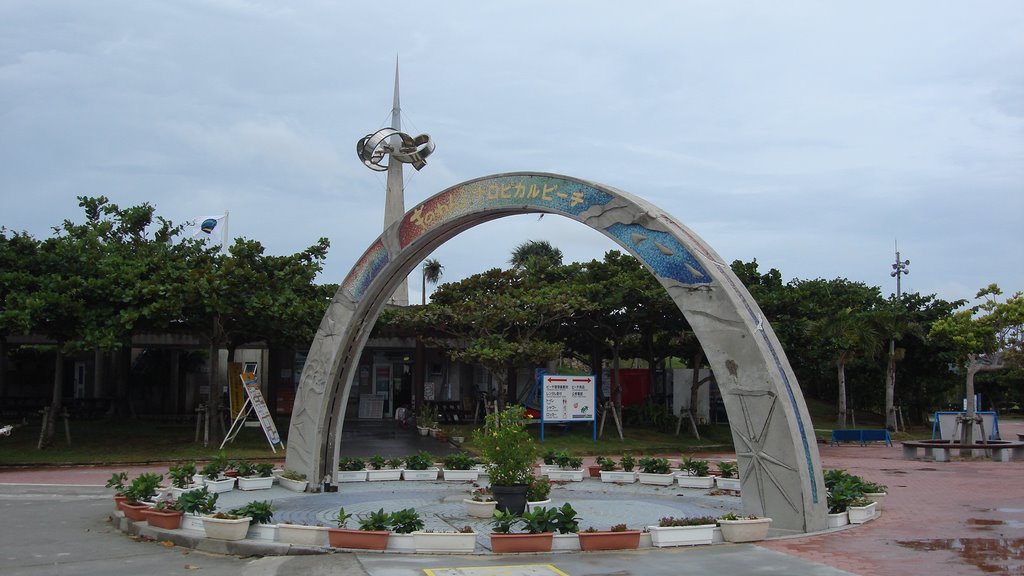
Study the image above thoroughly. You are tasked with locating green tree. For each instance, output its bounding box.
[421,258,444,305]
[930,284,1023,446]
[809,308,881,428]
[509,240,563,270]
[0,229,41,398]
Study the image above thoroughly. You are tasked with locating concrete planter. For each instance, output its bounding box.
[442,469,480,482]
[246,523,278,541]
[552,533,581,551]
[335,470,368,483]
[864,492,886,511]
[647,524,716,547]
[204,477,236,494]
[385,532,416,552]
[600,470,637,484]
[402,468,439,481]
[367,469,403,481]
[848,502,877,524]
[827,511,849,528]
[278,523,327,546]
[463,498,497,518]
[412,531,477,553]
[237,476,274,491]
[202,515,251,541]
[181,513,205,532]
[718,517,772,542]
[676,475,715,489]
[546,469,584,482]
[276,476,309,492]
[715,477,741,491]
[638,472,675,486]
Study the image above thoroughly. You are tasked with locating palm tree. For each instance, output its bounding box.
[509,240,563,270]
[421,258,444,305]
[809,308,881,429]
[871,307,922,431]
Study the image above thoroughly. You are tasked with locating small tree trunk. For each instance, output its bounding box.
[44,348,65,447]
[611,343,622,418]
[962,362,978,448]
[0,337,7,399]
[688,350,705,438]
[836,360,847,429]
[884,341,896,431]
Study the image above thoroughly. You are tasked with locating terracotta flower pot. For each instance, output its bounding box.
[327,528,390,550]
[578,530,641,551]
[489,532,554,553]
[143,508,184,530]
[121,502,151,521]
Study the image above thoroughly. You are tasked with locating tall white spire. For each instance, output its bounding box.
[384,57,409,306]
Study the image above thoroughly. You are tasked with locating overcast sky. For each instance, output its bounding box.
[2,1,1021,307]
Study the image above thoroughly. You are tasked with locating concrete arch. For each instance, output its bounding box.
[285,172,827,532]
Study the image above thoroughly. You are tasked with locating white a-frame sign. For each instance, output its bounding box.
[221,368,284,452]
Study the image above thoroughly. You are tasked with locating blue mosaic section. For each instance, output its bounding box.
[605,223,712,285]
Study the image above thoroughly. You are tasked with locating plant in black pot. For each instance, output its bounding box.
[472,406,539,514]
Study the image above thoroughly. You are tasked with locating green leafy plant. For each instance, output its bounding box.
[472,406,538,487]
[638,457,671,474]
[541,449,558,466]
[280,469,306,482]
[201,461,224,481]
[682,457,710,477]
[717,461,737,479]
[338,457,366,471]
[230,500,274,524]
[123,472,164,503]
[520,506,559,534]
[597,456,617,471]
[719,512,760,522]
[233,460,255,477]
[860,480,887,494]
[335,507,353,528]
[619,452,636,472]
[386,457,405,470]
[827,477,864,513]
[106,471,129,495]
[154,499,177,511]
[388,508,424,534]
[609,523,629,532]
[405,450,434,471]
[254,463,274,478]
[174,487,218,515]
[417,403,439,429]
[442,452,478,470]
[168,462,197,488]
[658,516,717,527]
[457,525,475,534]
[527,476,552,502]
[490,508,520,534]
[368,455,387,470]
[357,508,391,532]
[554,503,580,534]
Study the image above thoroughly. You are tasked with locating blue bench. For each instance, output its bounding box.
[830,429,892,447]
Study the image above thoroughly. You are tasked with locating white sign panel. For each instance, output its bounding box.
[241,372,283,447]
[542,375,596,422]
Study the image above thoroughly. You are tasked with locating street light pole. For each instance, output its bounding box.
[888,242,910,431]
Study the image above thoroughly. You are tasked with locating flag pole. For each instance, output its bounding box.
[222,210,229,255]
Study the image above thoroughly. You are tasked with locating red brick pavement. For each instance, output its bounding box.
[2,424,1021,575]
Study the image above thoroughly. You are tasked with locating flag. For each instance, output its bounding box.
[192,212,228,253]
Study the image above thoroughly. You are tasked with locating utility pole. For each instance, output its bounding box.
[888,242,909,430]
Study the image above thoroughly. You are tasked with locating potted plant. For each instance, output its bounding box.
[142,499,184,530]
[578,523,642,551]
[860,480,888,511]
[599,456,636,484]
[539,449,559,475]
[442,452,480,481]
[237,462,275,491]
[106,471,129,510]
[231,501,275,540]
[637,457,674,485]
[167,462,197,498]
[402,450,439,480]
[336,457,368,482]
[366,456,403,481]
[489,507,556,553]
[715,461,741,491]
[175,486,218,531]
[619,452,636,473]
[416,403,438,436]
[826,481,857,528]
[552,502,582,551]
[527,476,552,506]
[120,473,164,521]
[201,461,235,493]
[413,525,477,553]
[647,515,718,547]
[847,496,877,524]
[276,469,308,492]
[473,406,538,514]
[328,507,391,550]
[677,458,715,489]
[547,452,584,482]
[384,508,423,552]
[202,511,251,541]
[717,512,772,542]
[464,486,498,518]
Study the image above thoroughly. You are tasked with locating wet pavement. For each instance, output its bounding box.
[1,419,1022,575]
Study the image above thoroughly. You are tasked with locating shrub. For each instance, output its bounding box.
[554,503,580,534]
[521,506,559,534]
[405,451,434,471]
[527,477,551,502]
[443,452,478,470]
[619,452,636,472]
[717,461,737,479]
[638,457,671,474]
[490,509,520,534]
[357,508,391,531]
[174,487,218,515]
[658,516,717,527]
[230,500,274,524]
[388,508,424,534]
[168,462,196,488]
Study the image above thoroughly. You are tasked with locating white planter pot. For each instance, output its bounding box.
[204,477,236,494]
[191,474,206,486]
[715,477,741,491]
[276,476,309,492]
[827,511,849,528]
[527,499,552,509]
[442,469,480,482]
[638,472,675,486]
[202,515,251,541]
[412,531,477,553]
[335,470,368,483]
[552,533,581,551]
[647,524,716,547]
[170,485,202,499]
[463,498,498,518]
[718,517,772,542]
[246,523,278,541]
[181,513,205,532]
[417,426,430,436]
[638,532,653,548]
[367,469,403,481]
[848,502,877,524]
[676,475,715,489]
[402,468,440,481]
[538,464,559,475]
[864,492,886,511]
[237,476,274,491]
[386,533,416,552]
[600,470,637,484]
[546,469,584,482]
[277,523,328,546]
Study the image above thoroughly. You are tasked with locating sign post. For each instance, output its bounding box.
[540,374,596,442]
[221,370,284,452]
